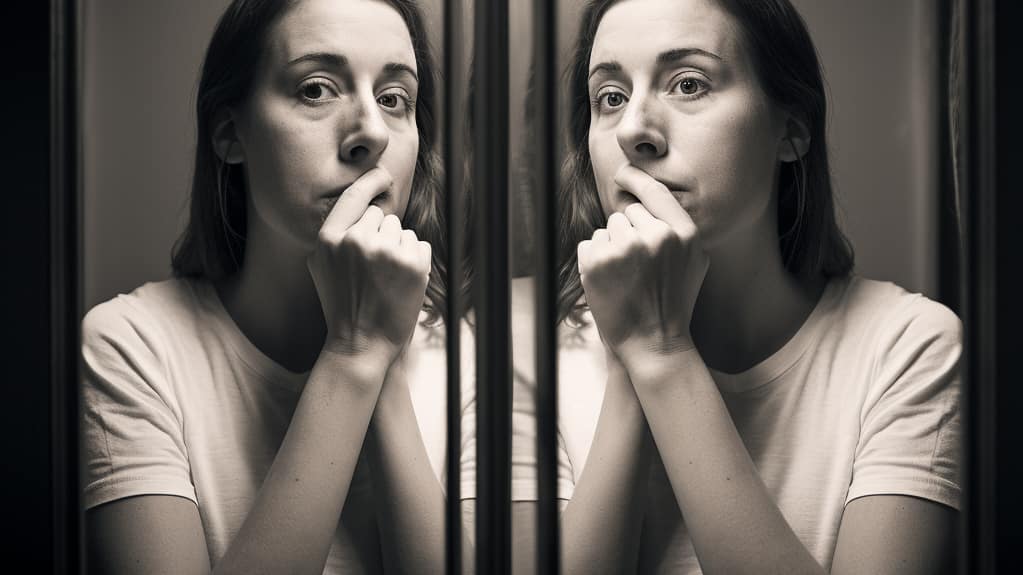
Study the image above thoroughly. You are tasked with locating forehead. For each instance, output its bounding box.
[591,0,742,69]
[268,0,416,70]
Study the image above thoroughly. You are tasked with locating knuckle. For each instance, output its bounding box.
[675,226,696,242]
[317,228,342,247]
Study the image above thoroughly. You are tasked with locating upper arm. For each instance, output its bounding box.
[831,495,957,575]
[87,495,212,575]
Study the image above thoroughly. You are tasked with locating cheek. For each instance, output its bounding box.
[689,108,777,197]
[244,113,330,195]
[588,129,624,214]
[381,133,419,217]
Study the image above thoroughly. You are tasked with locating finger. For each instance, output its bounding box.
[623,202,659,227]
[379,214,402,244]
[592,228,610,244]
[347,204,386,236]
[322,167,394,232]
[417,240,433,271]
[577,239,592,272]
[606,212,634,242]
[400,229,419,247]
[613,164,695,233]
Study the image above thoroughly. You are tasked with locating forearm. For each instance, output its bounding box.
[367,366,475,575]
[624,348,824,575]
[214,349,388,575]
[560,366,650,575]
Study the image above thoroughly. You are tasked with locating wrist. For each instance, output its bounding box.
[319,337,394,382]
[618,337,700,388]
[617,334,695,366]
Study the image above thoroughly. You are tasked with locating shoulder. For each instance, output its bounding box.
[82,278,211,370]
[832,276,962,405]
[835,276,962,351]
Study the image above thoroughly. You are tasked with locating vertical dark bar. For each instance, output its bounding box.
[936,0,959,315]
[7,0,59,570]
[474,0,511,572]
[52,0,82,572]
[959,0,996,573]
[532,0,560,574]
[991,0,1023,571]
[443,0,465,574]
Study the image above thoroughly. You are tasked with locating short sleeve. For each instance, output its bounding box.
[81,299,197,509]
[846,298,962,510]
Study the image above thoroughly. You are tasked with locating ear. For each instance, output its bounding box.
[212,108,245,165]
[778,115,810,163]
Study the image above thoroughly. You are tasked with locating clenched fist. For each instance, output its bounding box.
[307,167,432,366]
[577,165,708,360]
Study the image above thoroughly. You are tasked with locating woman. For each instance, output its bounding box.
[81,0,466,573]
[550,0,961,573]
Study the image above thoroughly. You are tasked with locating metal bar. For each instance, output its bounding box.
[443,0,466,573]
[959,0,997,572]
[532,0,560,573]
[474,0,512,571]
[51,0,82,572]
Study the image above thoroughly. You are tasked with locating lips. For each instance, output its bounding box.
[321,187,392,211]
[322,182,355,200]
[652,177,686,193]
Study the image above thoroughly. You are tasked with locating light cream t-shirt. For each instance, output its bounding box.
[82,278,474,574]
[548,275,961,573]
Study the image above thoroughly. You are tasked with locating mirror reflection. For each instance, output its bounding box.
[512,0,961,573]
[81,0,473,573]
[81,0,961,572]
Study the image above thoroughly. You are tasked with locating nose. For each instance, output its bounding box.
[615,92,667,162]
[339,91,390,165]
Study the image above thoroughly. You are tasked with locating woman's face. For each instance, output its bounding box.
[231,0,419,250]
[587,0,790,248]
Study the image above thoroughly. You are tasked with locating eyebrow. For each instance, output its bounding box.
[382,62,419,83]
[286,52,419,83]
[656,47,722,65]
[588,47,723,80]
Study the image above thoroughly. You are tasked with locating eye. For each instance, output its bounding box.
[298,78,339,103]
[378,87,415,114]
[670,74,710,99]
[604,92,626,107]
[593,87,629,113]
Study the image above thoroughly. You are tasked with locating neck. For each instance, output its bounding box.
[216,220,327,373]
[690,223,825,374]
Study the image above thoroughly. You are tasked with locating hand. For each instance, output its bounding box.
[577,165,708,361]
[307,167,432,366]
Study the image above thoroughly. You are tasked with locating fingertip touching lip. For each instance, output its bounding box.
[649,177,687,192]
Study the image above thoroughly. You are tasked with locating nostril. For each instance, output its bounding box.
[635,142,657,156]
[349,145,369,162]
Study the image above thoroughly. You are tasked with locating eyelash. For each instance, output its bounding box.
[297,78,339,104]
[378,87,416,115]
[669,73,710,100]
[591,87,628,113]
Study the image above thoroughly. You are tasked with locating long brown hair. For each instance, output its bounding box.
[171,0,447,324]
[557,0,854,325]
